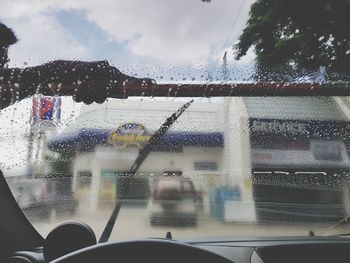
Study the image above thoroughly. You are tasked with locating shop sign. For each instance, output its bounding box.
[32,94,61,122]
[108,123,152,149]
[250,119,307,134]
[194,161,218,171]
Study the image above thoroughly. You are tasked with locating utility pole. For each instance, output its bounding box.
[26,95,61,176]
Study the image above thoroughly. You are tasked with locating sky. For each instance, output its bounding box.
[0,0,255,173]
[0,0,255,79]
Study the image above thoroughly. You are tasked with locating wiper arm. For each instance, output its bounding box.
[98,99,194,243]
[311,216,350,237]
[128,99,194,174]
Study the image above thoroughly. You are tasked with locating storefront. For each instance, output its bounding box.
[47,100,226,214]
[244,97,350,221]
[46,96,350,222]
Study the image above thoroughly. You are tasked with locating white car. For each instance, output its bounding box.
[149,176,198,226]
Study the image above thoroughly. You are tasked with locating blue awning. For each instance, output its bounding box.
[47,128,224,153]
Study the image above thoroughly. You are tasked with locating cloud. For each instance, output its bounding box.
[1,0,254,66]
[81,0,254,64]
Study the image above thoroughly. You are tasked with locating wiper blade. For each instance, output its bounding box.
[312,216,350,237]
[98,99,194,243]
[129,99,194,174]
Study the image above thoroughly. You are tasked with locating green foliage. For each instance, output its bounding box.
[235,0,350,72]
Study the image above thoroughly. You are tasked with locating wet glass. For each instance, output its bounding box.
[2,96,350,240]
[0,0,350,241]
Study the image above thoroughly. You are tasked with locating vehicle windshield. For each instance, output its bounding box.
[1,0,350,241]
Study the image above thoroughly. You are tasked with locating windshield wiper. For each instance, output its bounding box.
[98,99,194,243]
[311,216,350,237]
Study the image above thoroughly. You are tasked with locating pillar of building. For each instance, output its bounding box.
[222,97,256,222]
[88,161,100,213]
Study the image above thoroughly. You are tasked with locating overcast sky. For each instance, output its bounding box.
[1,0,255,79]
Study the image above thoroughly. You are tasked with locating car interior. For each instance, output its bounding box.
[1,0,350,262]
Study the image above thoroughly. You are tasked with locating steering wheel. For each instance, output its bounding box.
[50,239,232,263]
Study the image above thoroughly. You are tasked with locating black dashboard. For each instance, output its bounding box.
[193,237,350,263]
[8,237,350,263]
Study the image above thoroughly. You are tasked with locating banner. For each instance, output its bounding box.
[32,95,61,122]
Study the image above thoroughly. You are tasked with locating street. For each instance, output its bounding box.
[30,205,350,241]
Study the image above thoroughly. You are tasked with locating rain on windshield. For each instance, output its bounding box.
[1,0,350,240]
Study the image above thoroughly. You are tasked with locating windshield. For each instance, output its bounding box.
[1,0,350,241]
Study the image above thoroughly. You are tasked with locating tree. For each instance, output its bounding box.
[234,0,350,78]
[0,23,17,68]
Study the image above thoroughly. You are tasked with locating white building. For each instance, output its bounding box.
[47,96,350,222]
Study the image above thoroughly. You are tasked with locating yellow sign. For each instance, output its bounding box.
[108,123,151,149]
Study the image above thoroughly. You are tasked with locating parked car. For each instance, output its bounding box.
[149,175,198,226]
[6,175,77,219]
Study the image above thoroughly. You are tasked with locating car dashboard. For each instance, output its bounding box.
[193,237,350,263]
[8,237,350,263]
